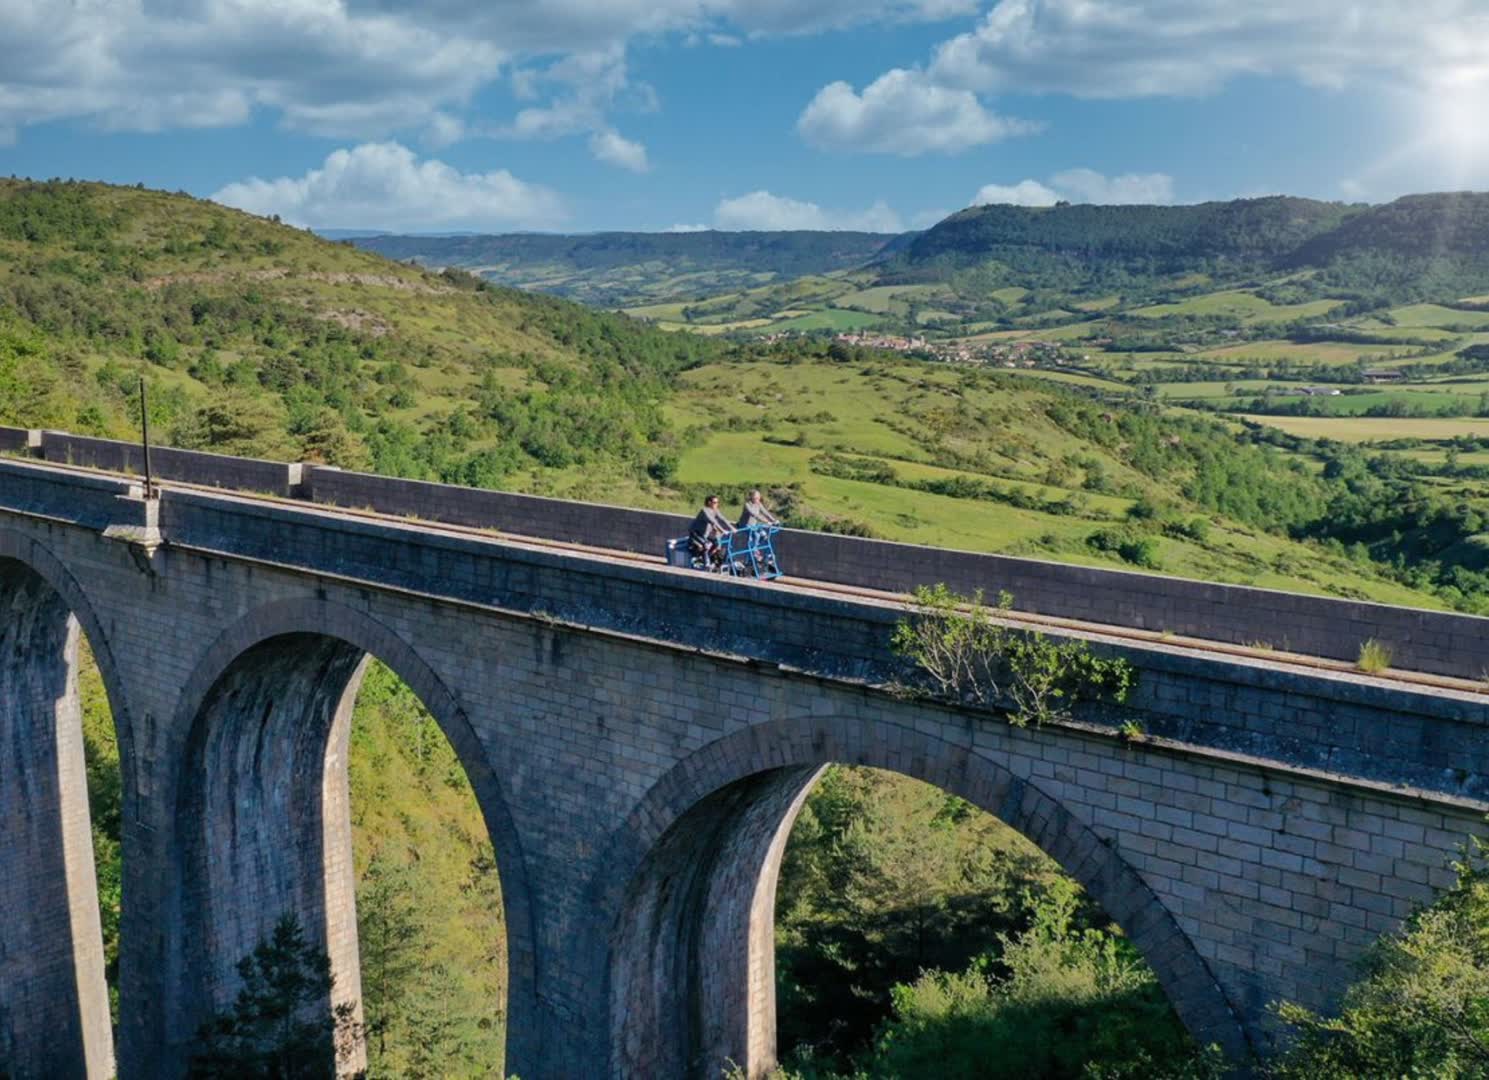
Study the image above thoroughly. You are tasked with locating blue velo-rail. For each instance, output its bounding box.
[721,523,782,580]
[664,524,783,579]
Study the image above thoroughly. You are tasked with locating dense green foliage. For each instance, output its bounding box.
[899,197,1354,285]
[886,192,1489,311]
[0,179,719,486]
[1288,192,1489,265]
[346,663,508,1078]
[772,768,1210,1078]
[78,640,121,1020]
[891,585,1134,725]
[858,880,1220,1080]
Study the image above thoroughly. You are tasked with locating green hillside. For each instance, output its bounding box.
[352,229,902,308]
[0,179,1471,607]
[1287,191,1489,265]
[361,193,1487,349]
[0,178,718,486]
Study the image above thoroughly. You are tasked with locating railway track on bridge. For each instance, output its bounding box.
[25,455,1486,704]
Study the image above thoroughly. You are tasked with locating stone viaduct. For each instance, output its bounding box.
[0,427,1487,1078]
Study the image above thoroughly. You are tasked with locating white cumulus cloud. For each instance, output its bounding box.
[210,142,565,232]
[0,0,989,153]
[587,129,651,173]
[797,68,1035,155]
[1049,168,1175,204]
[970,179,1061,207]
[929,0,1489,99]
[970,169,1175,207]
[714,190,904,231]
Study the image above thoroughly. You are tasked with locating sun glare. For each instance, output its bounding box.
[1422,81,1489,185]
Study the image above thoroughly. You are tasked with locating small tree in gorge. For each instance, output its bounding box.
[187,914,362,1079]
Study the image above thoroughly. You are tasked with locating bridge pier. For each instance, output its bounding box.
[0,561,114,1079]
[609,764,822,1079]
[167,634,368,1076]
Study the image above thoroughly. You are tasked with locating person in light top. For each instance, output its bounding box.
[737,489,780,529]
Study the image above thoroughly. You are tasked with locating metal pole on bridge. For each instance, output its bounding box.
[139,376,155,499]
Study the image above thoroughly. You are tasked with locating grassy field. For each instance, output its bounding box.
[1195,340,1420,364]
[1240,415,1489,441]
[1129,290,1340,323]
[1388,304,1489,328]
[654,356,1440,605]
[836,283,950,313]
[769,309,884,332]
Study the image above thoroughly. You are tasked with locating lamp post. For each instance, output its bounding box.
[139,377,155,499]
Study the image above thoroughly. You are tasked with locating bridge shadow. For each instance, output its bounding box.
[0,556,117,1079]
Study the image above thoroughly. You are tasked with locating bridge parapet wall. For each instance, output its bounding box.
[304,464,694,552]
[146,473,1489,805]
[298,464,1489,681]
[0,425,36,454]
[5,429,1489,680]
[37,430,301,497]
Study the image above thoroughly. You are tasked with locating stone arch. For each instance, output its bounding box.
[0,527,135,769]
[604,710,1248,1078]
[163,596,536,1075]
[0,528,129,1079]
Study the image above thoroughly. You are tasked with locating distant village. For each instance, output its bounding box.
[824,331,1069,367]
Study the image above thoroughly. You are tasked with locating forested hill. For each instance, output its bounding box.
[352,229,904,307]
[890,196,1355,283]
[353,191,1489,310]
[891,191,1489,288]
[1284,191,1489,264]
[0,178,718,485]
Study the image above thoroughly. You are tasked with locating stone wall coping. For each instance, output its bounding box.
[0,456,140,497]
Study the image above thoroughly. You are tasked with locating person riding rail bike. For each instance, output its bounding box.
[689,494,734,570]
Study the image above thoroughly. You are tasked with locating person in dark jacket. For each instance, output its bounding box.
[689,494,734,568]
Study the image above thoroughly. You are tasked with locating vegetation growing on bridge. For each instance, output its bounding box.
[891,585,1135,726]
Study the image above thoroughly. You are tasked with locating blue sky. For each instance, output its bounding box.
[2,1,1487,233]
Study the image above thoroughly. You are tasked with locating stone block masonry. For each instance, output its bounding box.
[39,430,301,498]
[0,426,34,455]
[1,449,1487,1078]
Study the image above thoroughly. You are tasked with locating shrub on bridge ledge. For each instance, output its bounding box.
[891,585,1135,727]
